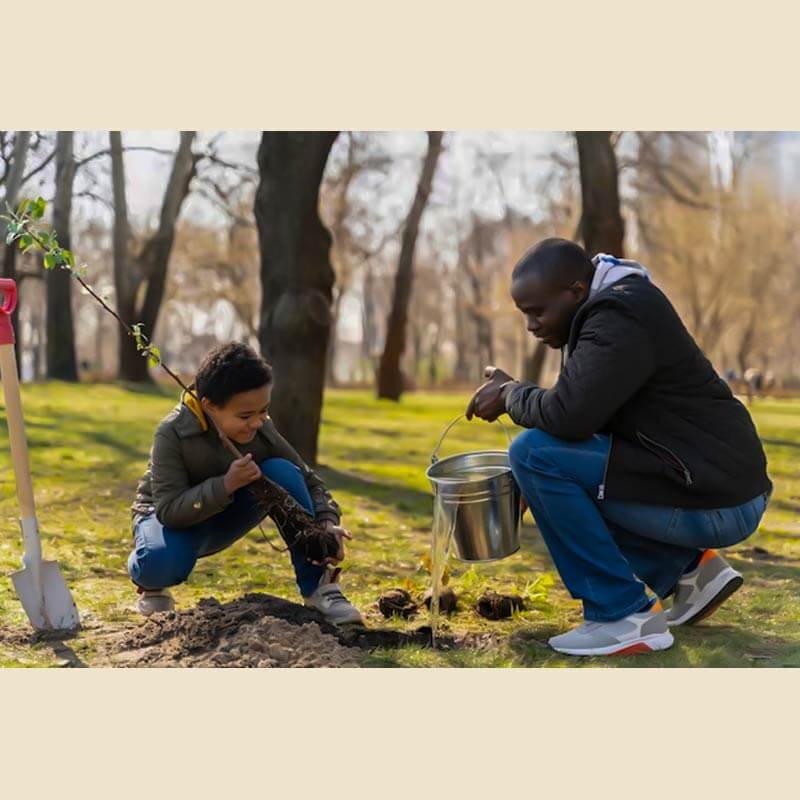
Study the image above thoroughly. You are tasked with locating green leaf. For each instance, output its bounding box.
[18,234,34,252]
[31,197,46,220]
[16,198,31,217]
[43,253,56,269]
[146,345,161,367]
[5,224,19,245]
[63,249,75,267]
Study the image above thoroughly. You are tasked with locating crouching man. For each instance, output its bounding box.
[467,238,771,657]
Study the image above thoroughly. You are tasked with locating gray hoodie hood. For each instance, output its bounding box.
[590,253,652,297]
[560,254,653,366]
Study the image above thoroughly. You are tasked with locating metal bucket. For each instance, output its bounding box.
[426,415,521,562]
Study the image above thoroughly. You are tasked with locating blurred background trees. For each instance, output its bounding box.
[2,130,798,462]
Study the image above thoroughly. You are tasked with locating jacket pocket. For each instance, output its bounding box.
[636,431,693,487]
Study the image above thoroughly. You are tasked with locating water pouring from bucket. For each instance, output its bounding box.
[425,414,522,644]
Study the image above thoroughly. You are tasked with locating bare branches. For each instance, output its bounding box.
[20,149,56,185]
[634,132,712,210]
[75,145,176,170]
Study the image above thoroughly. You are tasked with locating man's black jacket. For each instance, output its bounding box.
[505,275,771,509]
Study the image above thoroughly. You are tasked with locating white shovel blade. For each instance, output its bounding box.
[11,560,80,631]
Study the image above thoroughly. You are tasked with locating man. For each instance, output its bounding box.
[467,238,771,657]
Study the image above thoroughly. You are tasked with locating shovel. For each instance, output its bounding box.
[0,278,79,631]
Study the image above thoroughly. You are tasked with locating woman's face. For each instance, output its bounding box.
[202,384,272,445]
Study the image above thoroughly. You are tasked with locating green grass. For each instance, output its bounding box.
[1,384,799,667]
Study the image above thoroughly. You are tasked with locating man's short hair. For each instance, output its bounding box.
[512,238,594,286]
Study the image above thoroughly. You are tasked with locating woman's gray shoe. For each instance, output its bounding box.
[666,550,743,627]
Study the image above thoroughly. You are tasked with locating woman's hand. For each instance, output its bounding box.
[223,453,262,495]
[311,521,353,566]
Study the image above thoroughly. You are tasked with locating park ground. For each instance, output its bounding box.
[0,384,798,667]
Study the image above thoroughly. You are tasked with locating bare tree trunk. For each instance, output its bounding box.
[2,131,32,360]
[411,319,423,383]
[453,275,470,382]
[470,221,495,371]
[325,289,344,386]
[361,262,377,376]
[524,339,548,383]
[575,132,625,257]
[46,131,79,381]
[377,131,444,400]
[110,130,197,382]
[136,132,197,341]
[255,132,338,466]
[428,318,442,386]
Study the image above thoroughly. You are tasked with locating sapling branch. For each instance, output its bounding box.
[2,198,342,565]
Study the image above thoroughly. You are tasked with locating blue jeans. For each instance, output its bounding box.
[128,458,326,597]
[508,429,769,622]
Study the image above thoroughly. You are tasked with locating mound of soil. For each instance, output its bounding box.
[102,593,470,667]
[107,594,361,667]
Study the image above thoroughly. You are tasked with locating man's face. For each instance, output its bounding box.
[202,384,272,445]
[511,271,589,349]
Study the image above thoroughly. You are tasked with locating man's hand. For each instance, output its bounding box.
[223,453,263,495]
[466,366,518,422]
[310,521,353,566]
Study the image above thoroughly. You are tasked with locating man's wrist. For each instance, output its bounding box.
[499,379,519,399]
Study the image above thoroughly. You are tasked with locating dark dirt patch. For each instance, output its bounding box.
[735,546,791,562]
[96,593,481,667]
[3,593,518,667]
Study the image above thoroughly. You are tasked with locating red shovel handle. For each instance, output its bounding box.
[0,278,18,345]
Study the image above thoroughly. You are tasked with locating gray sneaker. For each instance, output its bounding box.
[549,601,674,656]
[666,550,743,627]
[137,588,175,617]
[304,567,364,626]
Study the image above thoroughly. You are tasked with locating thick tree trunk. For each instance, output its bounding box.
[110,130,196,382]
[575,132,625,257]
[255,132,338,466]
[46,131,79,381]
[2,131,32,360]
[377,131,443,400]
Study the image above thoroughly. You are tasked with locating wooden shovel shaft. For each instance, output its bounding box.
[0,344,37,520]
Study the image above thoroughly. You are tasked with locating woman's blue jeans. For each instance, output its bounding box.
[508,428,769,622]
[128,458,326,597]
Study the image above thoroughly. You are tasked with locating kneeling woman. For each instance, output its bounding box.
[128,342,362,625]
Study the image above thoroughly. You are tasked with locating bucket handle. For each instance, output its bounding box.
[430,414,513,465]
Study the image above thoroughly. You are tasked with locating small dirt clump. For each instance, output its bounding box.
[378,589,419,619]
[422,586,458,613]
[475,592,525,620]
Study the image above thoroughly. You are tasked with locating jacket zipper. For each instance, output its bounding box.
[636,431,693,487]
[597,433,613,500]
